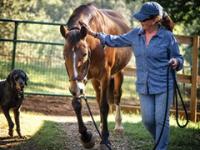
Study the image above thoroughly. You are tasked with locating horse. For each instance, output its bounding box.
[60,3,132,149]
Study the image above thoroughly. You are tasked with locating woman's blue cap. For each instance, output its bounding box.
[133,1,163,21]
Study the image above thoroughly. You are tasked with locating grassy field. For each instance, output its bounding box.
[0,111,199,150]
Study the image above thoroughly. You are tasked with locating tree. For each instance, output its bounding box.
[142,0,200,35]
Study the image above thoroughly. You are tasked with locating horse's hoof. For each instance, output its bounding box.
[99,143,112,150]
[80,131,95,149]
[114,126,124,134]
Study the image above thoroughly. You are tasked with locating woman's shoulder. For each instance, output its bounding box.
[129,27,143,35]
[133,27,142,32]
[160,27,174,37]
[159,27,178,44]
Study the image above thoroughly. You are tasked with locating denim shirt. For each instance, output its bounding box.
[97,27,184,94]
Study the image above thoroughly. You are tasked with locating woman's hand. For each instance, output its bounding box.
[79,21,97,37]
[169,58,179,70]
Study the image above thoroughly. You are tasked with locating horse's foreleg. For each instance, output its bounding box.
[72,97,95,148]
[114,72,124,133]
[91,79,103,130]
[99,75,111,149]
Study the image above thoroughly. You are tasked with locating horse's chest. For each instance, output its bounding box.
[89,66,104,79]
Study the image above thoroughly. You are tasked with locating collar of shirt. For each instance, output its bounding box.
[137,26,165,38]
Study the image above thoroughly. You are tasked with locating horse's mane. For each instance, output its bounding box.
[67,3,97,29]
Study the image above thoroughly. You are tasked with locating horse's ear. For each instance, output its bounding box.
[60,25,68,38]
[80,26,87,39]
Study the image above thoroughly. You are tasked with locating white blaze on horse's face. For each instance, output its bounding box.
[69,50,86,97]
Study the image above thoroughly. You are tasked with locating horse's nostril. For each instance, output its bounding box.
[71,92,76,96]
[80,89,83,94]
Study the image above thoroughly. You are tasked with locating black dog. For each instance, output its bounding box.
[0,69,28,138]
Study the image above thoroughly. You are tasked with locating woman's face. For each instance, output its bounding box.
[140,17,157,31]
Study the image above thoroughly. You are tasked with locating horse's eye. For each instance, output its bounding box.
[83,53,87,57]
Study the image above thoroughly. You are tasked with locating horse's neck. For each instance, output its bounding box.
[89,10,124,34]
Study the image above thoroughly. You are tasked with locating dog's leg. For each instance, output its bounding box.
[2,107,14,137]
[13,108,22,138]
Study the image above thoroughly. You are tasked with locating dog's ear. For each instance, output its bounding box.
[25,73,28,86]
[6,71,14,88]
[20,70,28,86]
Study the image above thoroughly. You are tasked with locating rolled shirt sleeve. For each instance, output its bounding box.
[168,33,184,71]
[96,31,134,47]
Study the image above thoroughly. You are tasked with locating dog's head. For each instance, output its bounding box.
[6,69,28,93]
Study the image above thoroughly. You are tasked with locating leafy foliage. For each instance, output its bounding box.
[142,0,200,35]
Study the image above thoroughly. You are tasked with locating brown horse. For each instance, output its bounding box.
[60,3,132,149]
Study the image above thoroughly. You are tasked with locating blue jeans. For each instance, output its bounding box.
[139,89,173,150]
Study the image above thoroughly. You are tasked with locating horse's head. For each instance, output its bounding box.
[60,25,91,97]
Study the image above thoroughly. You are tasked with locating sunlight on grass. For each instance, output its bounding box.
[170,115,200,129]
[109,112,142,123]
[0,112,44,137]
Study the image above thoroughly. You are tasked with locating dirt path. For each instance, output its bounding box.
[60,121,132,150]
[21,95,99,116]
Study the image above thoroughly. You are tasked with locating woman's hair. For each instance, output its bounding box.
[160,11,174,32]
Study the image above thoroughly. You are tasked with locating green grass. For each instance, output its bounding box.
[24,121,66,150]
[108,113,200,150]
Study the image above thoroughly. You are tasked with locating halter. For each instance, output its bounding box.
[68,26,80,31]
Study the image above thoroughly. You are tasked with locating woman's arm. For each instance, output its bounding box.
[168,33,184,71]
[79,21,133,47]
[96,31,133,47]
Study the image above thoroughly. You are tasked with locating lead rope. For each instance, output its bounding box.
[82,95,112,150]
[172,70,189,128]
[153,65,189,150]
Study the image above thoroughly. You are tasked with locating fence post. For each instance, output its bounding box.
[190,35,199,122]
[11,21,18,70]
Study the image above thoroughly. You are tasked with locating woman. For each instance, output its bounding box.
[82,1,183,150]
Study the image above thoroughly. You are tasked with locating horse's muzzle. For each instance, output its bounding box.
[69,81,85,97]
